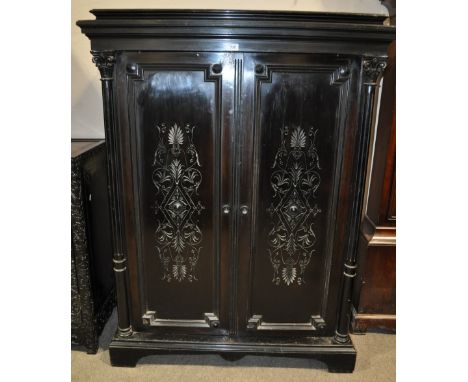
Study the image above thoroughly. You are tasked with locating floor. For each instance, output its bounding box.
[72,310,395,382]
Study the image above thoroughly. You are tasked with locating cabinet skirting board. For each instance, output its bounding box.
[109,333,356,373]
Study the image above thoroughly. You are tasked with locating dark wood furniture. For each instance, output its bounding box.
[351,5,396,333]
[71,140,115,353]
[77,10,394,372]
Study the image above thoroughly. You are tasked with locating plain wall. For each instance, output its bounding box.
[71,0,387,138]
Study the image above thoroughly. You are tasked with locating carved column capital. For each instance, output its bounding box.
[362,57,387,85]
[91,50,116,80]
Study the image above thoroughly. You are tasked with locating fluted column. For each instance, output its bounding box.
[91,50,132,337]
[334,57,387,344]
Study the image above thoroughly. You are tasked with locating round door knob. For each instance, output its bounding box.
[240,205,249,215]
[222,205,231,214]
[289,205,298,213]
[126,63,137,73]
[340,67,350,76]
[212,63,223,74]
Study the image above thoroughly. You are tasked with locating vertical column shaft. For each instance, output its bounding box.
[334,57,387,344]
[92,50,132,337]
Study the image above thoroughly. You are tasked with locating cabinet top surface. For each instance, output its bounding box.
[77,9,394,42]
[77,9,394,55]
[86,9,387,23]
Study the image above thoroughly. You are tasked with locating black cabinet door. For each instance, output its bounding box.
[236,53,359,336]
[116,52,235,335]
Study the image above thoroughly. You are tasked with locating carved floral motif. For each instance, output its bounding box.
[152,123,204,282]
[267,126,322,286]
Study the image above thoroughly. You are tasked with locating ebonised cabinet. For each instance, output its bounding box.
[77,9,394,372]
[71,140,115,353]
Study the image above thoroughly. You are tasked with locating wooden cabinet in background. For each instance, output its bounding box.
[351,39,396,333]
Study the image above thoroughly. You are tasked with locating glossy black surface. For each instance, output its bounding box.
[132,56,221,323]
[117,52,234,336]
[78,9,394,372]
[248,54,353,328]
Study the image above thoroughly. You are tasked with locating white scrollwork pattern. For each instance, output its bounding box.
[152,123,204,282]
[267,126,322,286]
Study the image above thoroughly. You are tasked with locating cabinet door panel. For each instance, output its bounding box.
[237,54,355,335]
[118,52,233,334]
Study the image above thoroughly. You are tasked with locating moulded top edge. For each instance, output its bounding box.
[87,9,388,25]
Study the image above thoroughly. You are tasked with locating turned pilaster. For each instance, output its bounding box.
[334,57,387,344]
[91,50,132,337]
